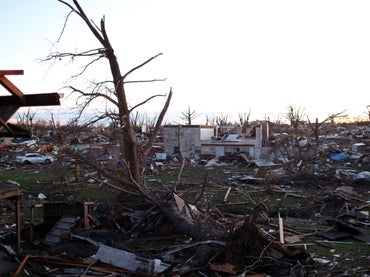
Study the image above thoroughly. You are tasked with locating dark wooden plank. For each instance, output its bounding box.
[0,183,23,200]
[0,70,24,75]
[0,76,25,101]
[0,122,32,138]
[0,93,60,106]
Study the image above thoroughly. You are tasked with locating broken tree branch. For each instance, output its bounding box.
[122,53,163,80]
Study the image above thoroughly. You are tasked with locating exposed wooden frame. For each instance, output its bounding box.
[0,183,23,254]
[0,69,61,137]
[0,76,26,103]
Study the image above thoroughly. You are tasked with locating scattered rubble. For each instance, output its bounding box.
[0,122,369,276]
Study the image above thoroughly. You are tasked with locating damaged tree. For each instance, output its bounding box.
[36,3,318,275]
[46,0,172,190]
[307,110,347,154]
[44,0,227,242]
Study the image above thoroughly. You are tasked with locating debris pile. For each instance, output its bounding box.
[0,122,369,276]
[0,172,369,276]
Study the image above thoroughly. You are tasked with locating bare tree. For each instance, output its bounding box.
[307,111,347,144]
[238,108,251,127]
[280,105,307,160]
[264,113,286,136]
[213,113,229,126]
[283,105,305,131]
[17,108,36,129]
[46,0,172,193]
[43,1,226,241]
[130,111,156,133]
[205,114,214,126]
[180,105,199,125]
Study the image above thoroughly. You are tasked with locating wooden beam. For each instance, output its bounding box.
[0,70,24,76]
[0,122,32,138]
[0,93,60,106]
[0,76,25,102]
[0,189,23,199]
[0,118,16,136]
[14,255,29,276]
[15,197,21,254]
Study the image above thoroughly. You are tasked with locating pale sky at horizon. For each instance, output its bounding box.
[1,0,370,125]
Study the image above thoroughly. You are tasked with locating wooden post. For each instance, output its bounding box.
[30,206,34,241]
[30,204,43,241]
[84,202,93,229]
[14,255,29,277]
[75,163,81,181]
[15,196,21,254]
[278,212,284,244]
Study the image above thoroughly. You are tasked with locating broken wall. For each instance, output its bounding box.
[163,125,203,159]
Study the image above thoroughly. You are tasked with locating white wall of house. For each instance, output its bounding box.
[201,143,257,158]
[215,146,224,157]
[163,124,268,160]
[200,128,214,140]
[255,124,263,147]
[200,125,265,159]
[163,125,209,159]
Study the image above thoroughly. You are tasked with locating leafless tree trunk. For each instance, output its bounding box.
[214,113,229,126]
[17,108,36,130]
[180,106,198,125]
[307,110,346,155]
[284,105,305,131]
[46,0,172,189]
[173,125,185,192]
[205,114,214,126]
[283,105,306,160]
[238,108,251,127]
[42,1,227,242]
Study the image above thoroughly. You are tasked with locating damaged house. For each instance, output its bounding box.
[162,125,214,159]
[163,122,272,160]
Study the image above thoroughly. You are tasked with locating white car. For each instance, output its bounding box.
[15,153,54,164]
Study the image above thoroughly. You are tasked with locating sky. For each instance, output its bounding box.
[1,0,370,125]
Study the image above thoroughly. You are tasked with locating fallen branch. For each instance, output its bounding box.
[216,201,254,207]
[193,173,208,205]
[162,240,226,256]
[223,186,232,203]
